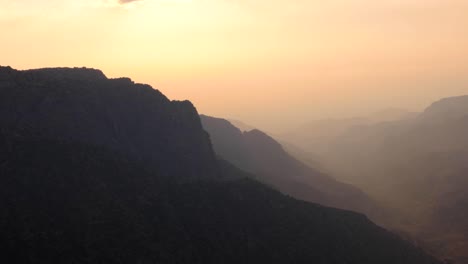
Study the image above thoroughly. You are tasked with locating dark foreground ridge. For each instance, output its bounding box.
[0,66,442,264]
[0,66,218,179]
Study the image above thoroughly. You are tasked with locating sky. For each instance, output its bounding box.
[1,0,468,131]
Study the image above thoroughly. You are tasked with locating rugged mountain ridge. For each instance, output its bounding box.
[0,66,442,264]
[200,115,375,214]
[0,66,218,179]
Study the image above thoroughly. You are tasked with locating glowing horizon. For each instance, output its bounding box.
[2,0,468,131]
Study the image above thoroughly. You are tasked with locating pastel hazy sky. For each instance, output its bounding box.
[2,0,468,131]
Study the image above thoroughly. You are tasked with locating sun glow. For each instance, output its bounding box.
[1,0,468,130]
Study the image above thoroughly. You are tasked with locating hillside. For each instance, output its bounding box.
[305,95,468,263]
[0,66,442,264]
[0,66,218,179]
[200,115,376,214]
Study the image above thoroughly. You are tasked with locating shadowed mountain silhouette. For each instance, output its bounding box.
[0,66,218,179]
[421,95,468,121]
[200,115,376,214]
[0,66,443,264]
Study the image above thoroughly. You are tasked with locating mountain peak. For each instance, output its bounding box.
[243,129,285,153]
[26,67,107,80]
[0,66,109,87]
[0,66,219,179]
[422,95,468,120]
[0,66,15,78]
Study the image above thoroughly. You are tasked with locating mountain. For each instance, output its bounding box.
[0,132,442,264]
[279,117,370,155]
[278,108,417,156]
[421,95,468,121]
[0,66,218,179]
[276,140,327,172]
[0,66,442,264]
[200,115,375,214]
[223,118,325,170]
[308,95,468,263]
[228,119,256,132]
[368,108,419,123]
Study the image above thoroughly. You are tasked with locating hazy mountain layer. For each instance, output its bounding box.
[279,108,418,156]
[200,115,376,214]
[288,95,468,263]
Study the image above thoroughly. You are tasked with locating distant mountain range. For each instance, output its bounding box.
[0,66,441,264]
[279,108,418,156]
[280,95,468,263]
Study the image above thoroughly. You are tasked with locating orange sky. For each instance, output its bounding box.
[2,0,468,131]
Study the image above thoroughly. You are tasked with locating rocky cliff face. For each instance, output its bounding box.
[0,66,218,178]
